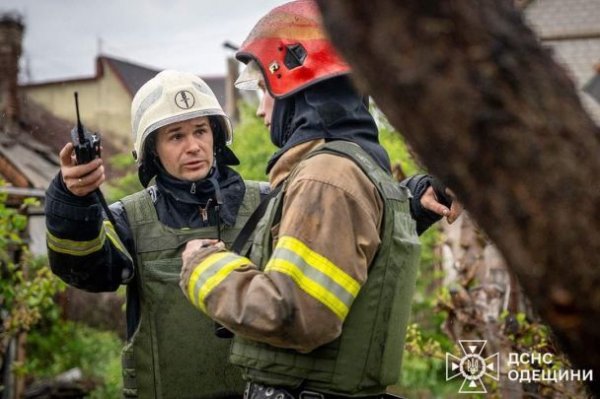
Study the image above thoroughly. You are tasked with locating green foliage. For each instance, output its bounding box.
[108,152,135,170]
[230,103,277,181]
[0,187,62,394]
[498,311,587,397]
[0,189,64,339]
[376,112,422,177]
[398,231,454,396]
[105,153,143,203]
[23,321,122,398]
[0,184,121,397]
[400,322,464,398]
[1,258,64,337]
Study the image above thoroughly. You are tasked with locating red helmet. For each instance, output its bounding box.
[236,0,350,99]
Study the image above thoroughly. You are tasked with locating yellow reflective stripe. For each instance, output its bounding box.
[267,259,351,319]
[187,252,248,312]
[265,236,361,320]
[46,228,106,256]
[187,252,230,307]
[104,221,124,252]
[103,221,132,262]
[47,221,132,260]
[278,236,360,296]
[275,236,360,296]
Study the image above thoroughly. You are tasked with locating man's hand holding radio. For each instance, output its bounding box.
[60,142,105,197]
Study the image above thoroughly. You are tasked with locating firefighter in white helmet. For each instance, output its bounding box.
[45,70,264,398]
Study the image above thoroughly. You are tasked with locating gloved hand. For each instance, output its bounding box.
[180,239,225,299]
[422,178,463,224]
[403,174,464,235]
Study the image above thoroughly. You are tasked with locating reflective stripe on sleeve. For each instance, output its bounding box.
[103,221,133,263]
[187,251,250,313]
[46,220,132,261]
[46,226,106,256]
[265,236,361,320]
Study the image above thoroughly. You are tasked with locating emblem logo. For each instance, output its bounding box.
[446,340,499,393]
[175,90,195,109]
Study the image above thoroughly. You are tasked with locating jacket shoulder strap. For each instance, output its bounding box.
[120,187,159,229]
[308,140,409,202]
[230,185,282,255]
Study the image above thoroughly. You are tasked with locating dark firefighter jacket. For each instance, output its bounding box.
[45,165,267,398]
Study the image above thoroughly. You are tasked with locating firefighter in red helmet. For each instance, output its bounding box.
[235,0,350,98]
[180,1,460,398]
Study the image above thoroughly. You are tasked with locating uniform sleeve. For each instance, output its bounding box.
[186,155,382,353]
[402,174,444,235]
[45,173,135,292]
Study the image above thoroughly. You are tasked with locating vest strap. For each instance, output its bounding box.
[120,188,157,226]
[231,185,282,255]
[307,141,409,202]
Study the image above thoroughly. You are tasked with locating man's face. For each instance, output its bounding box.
[256,80,275,129]
[156,116,214,181]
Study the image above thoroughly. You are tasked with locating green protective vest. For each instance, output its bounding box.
[120,181,262,399]
[230,142,421,396]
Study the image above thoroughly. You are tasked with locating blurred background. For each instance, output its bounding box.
[2,0,285,83]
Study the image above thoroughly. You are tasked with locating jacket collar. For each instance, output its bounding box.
[155,165,245,227]
[268,139,325,188]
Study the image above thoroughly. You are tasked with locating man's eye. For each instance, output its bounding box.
[195,129,207,135]
[170,133,183,141]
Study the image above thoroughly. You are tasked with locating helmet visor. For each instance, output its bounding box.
[235,60,263,91]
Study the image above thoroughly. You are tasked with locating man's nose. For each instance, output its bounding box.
[256,96,266,118]
[185,136,202,152]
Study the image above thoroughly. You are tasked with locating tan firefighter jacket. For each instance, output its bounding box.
[183,139,383,353]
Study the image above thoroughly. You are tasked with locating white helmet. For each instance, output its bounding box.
[131,70,236,186]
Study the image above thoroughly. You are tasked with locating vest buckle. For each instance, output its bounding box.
[299,391,324,399]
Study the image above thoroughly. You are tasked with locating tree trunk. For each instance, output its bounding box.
[316,0,600,394]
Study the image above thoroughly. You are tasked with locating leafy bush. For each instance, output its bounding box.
[230,103,278,181]
[105,153,143,203]
[0,184,122,397]
[0,189,64,346]
[23,321,122,398]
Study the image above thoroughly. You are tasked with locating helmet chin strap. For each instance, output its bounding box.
[206,174,223,242]
[207,157,217,178]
